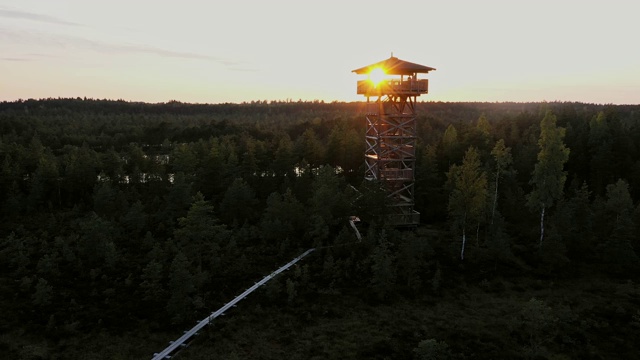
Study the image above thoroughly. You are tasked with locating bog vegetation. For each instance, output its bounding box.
[1,98,639,359]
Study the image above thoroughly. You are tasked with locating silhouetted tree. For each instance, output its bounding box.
[447,147,487,260]
[219,178,258,226]
[600,179,638,268]
[166,251,195,324]
[527,111,570,246]
[370,229,396,300]
[490,139,513,225]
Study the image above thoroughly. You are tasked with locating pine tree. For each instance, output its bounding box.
[174,192,228,271]
[397,232,428,292]
[120,200,148,237]
[259,189,305,244]
[414,338,452,360]
[601,179,638,267]
[470,113,493,154]
[219,178,258,225]
[588,111,614,195]
[490,139,513,225]
[295,128,325,167]
[370,230,396,300]
[170,143,198,175]
[416,144,445,220]
[562,182,594,258]
[166,252,195,324]
[272,135,295,177]
[442,124,460,165]
[32,277,53,308]
[161,172,193,227]
[140,259,165,303]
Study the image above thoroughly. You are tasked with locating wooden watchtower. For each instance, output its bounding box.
[353,56,435,226]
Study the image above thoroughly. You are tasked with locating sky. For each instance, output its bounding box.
[1,0,639,105]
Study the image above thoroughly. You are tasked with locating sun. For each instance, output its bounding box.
[369,67,386,87]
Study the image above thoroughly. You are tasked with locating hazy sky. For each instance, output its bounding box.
[1,0,639,104]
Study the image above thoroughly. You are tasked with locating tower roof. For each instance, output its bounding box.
[352,56,435,75]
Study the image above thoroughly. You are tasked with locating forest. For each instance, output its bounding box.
[0,98,639,359]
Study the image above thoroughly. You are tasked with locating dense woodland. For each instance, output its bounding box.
[1,98,639,359]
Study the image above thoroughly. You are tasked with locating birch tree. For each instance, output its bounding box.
[527,111,570,246]
[447,147,487,260]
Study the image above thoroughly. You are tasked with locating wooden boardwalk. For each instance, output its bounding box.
[152,248,316,360]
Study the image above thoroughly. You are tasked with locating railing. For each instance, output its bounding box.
[357,79,428,96]
[380,168,413,181]
[386,210,421,227]
[152,248,316,360]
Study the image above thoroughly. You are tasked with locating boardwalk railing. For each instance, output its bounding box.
[152,248,316,360]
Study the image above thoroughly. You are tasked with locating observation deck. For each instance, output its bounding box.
[356,79,429,96]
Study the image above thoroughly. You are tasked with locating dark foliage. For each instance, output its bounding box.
[1,98,639,359]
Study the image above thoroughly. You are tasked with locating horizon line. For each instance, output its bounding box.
[2,97,638,107]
